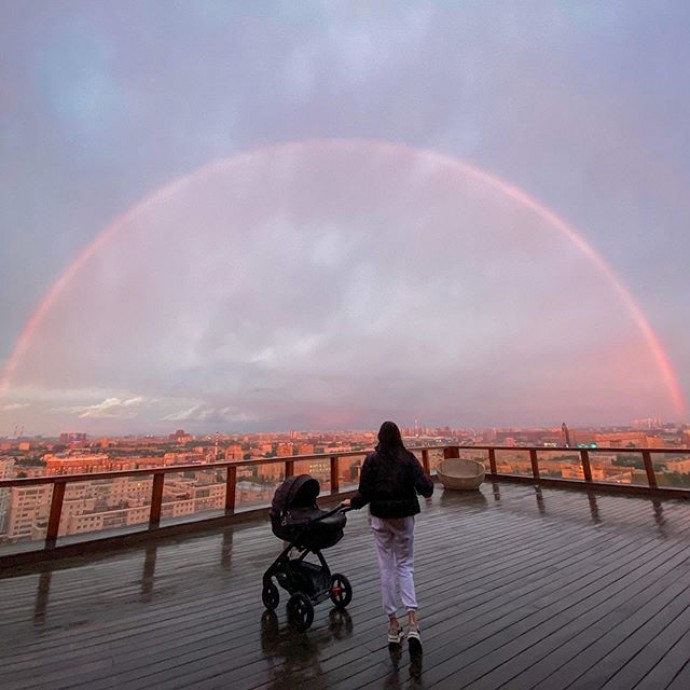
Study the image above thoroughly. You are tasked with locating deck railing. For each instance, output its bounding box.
[1,444,689,559]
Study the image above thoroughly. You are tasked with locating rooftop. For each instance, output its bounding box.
[3,481,690,689]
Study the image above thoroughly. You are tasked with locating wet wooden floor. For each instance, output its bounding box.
[2,482,690,689]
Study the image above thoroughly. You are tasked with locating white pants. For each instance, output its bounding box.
[370,515,417,617]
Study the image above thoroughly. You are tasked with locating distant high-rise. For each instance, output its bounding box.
[561,423,571,447]
[59,432,87,444]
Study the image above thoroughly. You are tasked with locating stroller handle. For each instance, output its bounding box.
[313,503,352,521]
[297,503,352,524]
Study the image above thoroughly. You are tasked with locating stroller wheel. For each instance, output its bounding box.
[262,581,280,611]
[286,592,314,632]
[329,573,353,609]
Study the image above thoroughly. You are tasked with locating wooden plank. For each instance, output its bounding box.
[3,484,690,690]
[631,626,690,689]
[460,557,690,690]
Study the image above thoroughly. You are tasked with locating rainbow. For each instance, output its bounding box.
[1,139,686,419]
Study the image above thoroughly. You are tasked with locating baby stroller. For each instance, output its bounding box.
[262,474,352,632]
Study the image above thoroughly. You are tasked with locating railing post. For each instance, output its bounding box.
[330,456,340,494]
[488,448,497,475]
[642,450,657,489]
[529,449,540,481]
[225,465,237,513]
[149,472,165,529]
[580,449,593,483]
[285,459,294,479]
[443,446,460,459]
[421,449,430,475]
[45,481,66,549]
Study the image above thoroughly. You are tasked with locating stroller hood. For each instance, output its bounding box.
[270,474,346,550]
[270,474,320,517]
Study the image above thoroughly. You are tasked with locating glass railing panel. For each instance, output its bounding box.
[59,476,154,541]
[426,448,445,472]
[645,451,690,489]
[537,451,583,481]
[339,454,366,492]
[494,449,532,477]
[159,469,224,522]
[457,449,490,471]
[407,447,439,473]
[1,483,55,547]
[288,454,368,495]
[237,460,285,509]
[591,450,647,486]
[293,458,330,487]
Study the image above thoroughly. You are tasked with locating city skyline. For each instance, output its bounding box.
[2,2,690,436]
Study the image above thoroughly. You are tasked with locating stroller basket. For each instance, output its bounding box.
[275,559,331,596]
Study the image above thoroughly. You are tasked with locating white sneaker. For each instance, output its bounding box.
[407,625,422,652]
[387,625,405,646]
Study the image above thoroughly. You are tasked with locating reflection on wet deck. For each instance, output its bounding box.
[3,483,690,689]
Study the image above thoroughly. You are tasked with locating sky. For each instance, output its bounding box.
[1,1,689,437]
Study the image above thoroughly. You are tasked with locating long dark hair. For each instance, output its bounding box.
[375,421,406,462]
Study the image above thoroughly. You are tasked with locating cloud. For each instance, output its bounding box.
[2,140,680,434]
[62,396,145,419]
[2,402,29,411]
[163,403,213,422]
[163,402,255,425]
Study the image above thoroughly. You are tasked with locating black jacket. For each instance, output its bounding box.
[351,449,434,518]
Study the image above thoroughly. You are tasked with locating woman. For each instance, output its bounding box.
[343,421,434,650]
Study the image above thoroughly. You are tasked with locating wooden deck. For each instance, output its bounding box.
[2,482,690,689]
